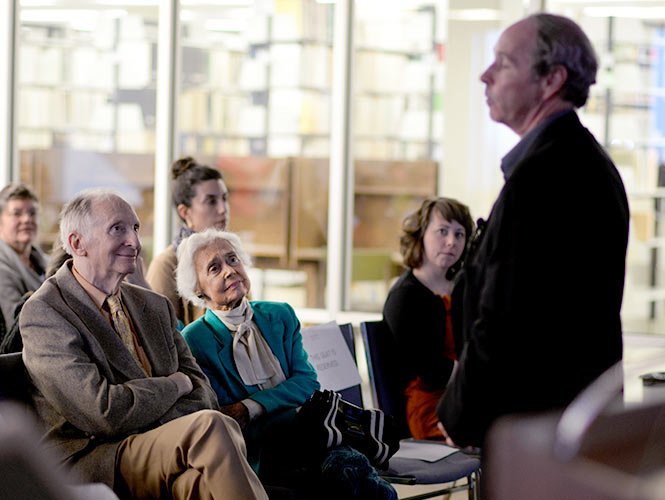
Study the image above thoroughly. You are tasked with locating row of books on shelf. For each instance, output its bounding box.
[20,40,153,89]
[21,40,440,96]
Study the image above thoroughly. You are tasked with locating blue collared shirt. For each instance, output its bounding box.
[500,109,574,180]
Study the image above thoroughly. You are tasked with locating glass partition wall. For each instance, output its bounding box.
[545,2,665,331]
[6,0,665,328]
[177,0,333,309]
[350,1,444,311]
[17,2,159,254]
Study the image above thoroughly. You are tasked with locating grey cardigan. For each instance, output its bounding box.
[0,239,46,330]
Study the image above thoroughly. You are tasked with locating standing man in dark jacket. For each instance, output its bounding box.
[437,13,629,448]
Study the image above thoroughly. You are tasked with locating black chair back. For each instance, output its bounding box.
[337,323,363,407]
[0,352,31,406]
[360,320,410,438]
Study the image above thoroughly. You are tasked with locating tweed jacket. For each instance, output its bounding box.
[438,111,629,448]
[182,302,319,414]
[20,261,218,487]
[146,243,205,327]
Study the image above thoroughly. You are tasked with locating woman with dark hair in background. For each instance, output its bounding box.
[146,156,229,327]
[382,197,474,440]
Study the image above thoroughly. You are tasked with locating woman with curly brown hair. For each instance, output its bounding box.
[382,197,474,440]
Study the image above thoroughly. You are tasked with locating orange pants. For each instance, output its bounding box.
[404,378,445,440]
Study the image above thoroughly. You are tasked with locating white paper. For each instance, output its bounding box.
[392,440,459,462]
[301,321,362,392]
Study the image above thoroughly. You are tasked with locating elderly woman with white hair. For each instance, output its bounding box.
[177,229,397,500]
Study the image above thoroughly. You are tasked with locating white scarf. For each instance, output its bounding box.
[212,298,286,389]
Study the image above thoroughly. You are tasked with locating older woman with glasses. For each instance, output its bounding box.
[0,183,46,333]
[176,229,396,500]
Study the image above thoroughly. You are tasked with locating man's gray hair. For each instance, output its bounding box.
[176,228,252,309]
[529,13,598,107]
[59,187,125,255]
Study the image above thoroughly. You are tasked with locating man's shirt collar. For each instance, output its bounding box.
[71,263,116,310]
[501,109,574,180]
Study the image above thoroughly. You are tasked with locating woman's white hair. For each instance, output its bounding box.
[176,228,252,308]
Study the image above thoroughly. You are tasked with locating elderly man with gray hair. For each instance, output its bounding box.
[437,13,630,449]
[20,188,267,500]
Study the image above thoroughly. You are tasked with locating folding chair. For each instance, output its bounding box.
[337,323,363,407]
[361,320,481,500]
[0,352,31,405]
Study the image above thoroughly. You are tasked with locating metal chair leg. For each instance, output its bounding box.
[473,469,483,500]
[467,473,475,500]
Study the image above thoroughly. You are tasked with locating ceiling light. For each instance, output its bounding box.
[448,9,501,21]
[205,18,247,32]
[585,6,665,18]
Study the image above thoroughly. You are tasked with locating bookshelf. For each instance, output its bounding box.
[15,1,445,313]
[578,14,665,321]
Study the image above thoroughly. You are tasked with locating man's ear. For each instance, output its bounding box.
[542,64,568,101]
[68,232,87,257]
[177,204,190,227]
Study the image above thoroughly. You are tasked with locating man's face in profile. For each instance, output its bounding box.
[83,197,141,279]
[480,19,547,135]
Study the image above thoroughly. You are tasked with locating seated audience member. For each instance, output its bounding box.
[1,236,151,355]
[147,157,229,326]
[0,290,31,353]
[48,236,150,288]
[45,239,72,280]
[20,188,267,500]
[382,197,474,440]
[2,242,76,354]
[177,229,397,500]
[0,183,46,333]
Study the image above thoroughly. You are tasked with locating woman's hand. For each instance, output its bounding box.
[437,421,458,448]
[220,402,250,429]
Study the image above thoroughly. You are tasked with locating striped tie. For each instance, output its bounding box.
[106,295,142,368]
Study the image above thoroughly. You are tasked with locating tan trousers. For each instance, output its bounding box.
[116,410,268,500]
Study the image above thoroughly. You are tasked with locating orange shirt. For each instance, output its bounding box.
[440,294,457,361]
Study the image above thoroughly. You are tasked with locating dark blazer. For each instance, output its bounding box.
[20,261,218,487]
[438,111,630,448]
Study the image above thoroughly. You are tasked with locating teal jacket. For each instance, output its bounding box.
[181,301,319,414]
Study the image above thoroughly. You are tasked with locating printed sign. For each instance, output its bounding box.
[301,321,363,392]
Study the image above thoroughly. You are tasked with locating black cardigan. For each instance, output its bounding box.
[382,269,457,391]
